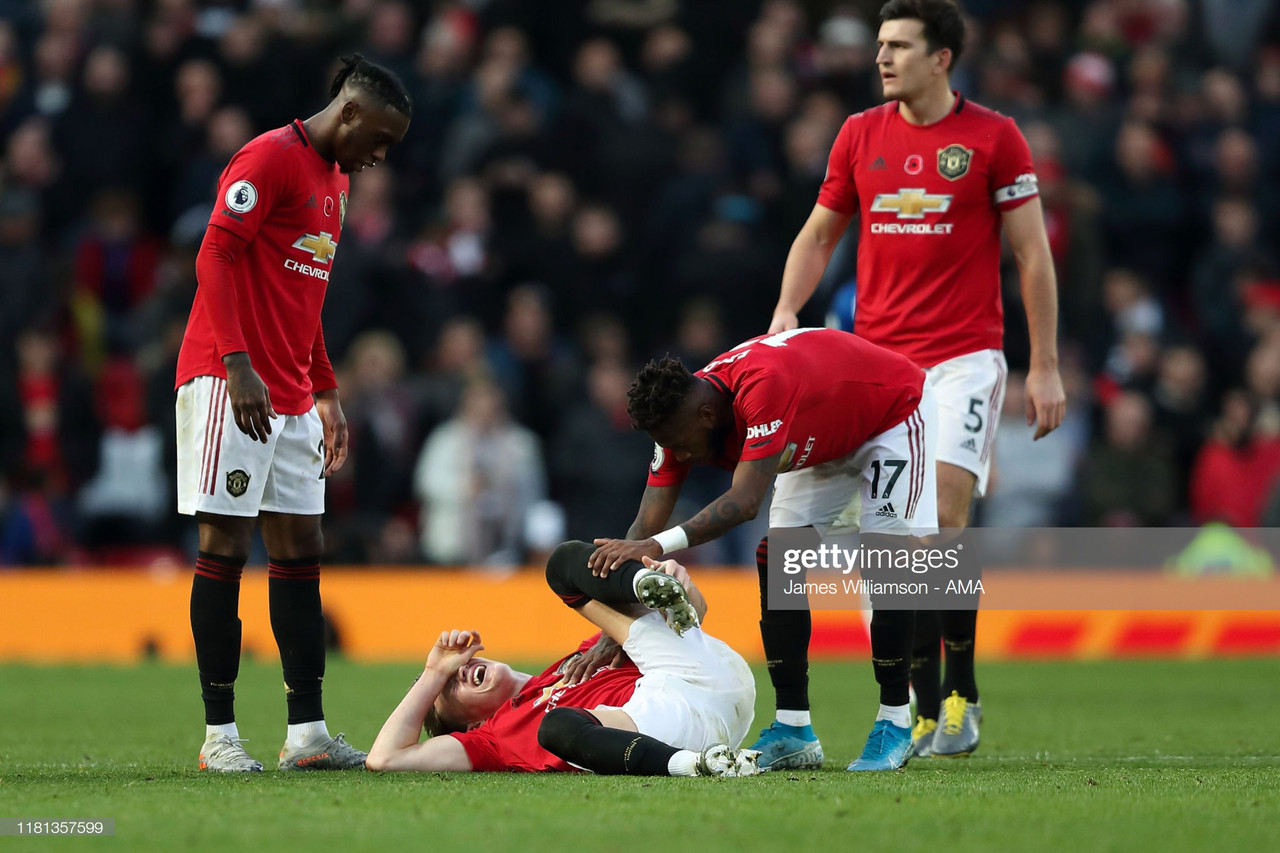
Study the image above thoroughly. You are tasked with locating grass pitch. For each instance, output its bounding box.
[2,657,1278,852]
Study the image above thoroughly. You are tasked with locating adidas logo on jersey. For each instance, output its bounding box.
[870,156,887,170]
[960,438,978,452]
[305,194,318,209]
[875,502,898,518]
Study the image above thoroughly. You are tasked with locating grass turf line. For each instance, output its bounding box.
[1,658,1278,853]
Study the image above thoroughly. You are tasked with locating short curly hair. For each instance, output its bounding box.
[627,356,696,432]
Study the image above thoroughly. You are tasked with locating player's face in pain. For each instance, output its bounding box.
[433,657,520,730]
[334,97,411,174]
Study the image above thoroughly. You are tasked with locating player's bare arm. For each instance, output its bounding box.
[625,483,682,540]
[590,454,780,575]
[1002,198,1066,439]
[365,630,483,772]
[313,389,348,477]
[769,204,855,334]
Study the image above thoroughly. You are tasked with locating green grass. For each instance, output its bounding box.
[2,658,1279,852]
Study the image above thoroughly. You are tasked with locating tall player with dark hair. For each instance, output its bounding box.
[767,0,1066,759]
[176,56,411,771]
[590,327,939,771]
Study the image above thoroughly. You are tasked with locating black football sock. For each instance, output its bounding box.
[941,608,979,703]
[756,536,811,711]
[869,608,915,708]
[544,540,643,608]
[191,552,247,726]
[537,707,680,775]
[268,556,326,724]
[911,609,943,720]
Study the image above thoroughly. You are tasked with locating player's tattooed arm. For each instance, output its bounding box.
[680,453,779,547]
[589,454,780,575]
[625,484,681,540]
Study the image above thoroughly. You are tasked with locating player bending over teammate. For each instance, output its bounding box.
[366,541,760,776]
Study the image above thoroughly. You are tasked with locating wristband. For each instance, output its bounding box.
[652,526,689,555]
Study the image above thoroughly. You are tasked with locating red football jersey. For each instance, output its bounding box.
[818,94,1038,368]
[451,634,640,772]
[648,328,924,488]
[176,120,348,414]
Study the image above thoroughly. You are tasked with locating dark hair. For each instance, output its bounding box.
[422,702,463,738]
[329,53,413,117]
[627,355,696,431]
[879,0,966,69]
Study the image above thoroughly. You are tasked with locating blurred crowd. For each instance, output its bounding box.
[2,0,1280,568]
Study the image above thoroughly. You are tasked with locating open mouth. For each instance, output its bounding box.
[461,662,487,688]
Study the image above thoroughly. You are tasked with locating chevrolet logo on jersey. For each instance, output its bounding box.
[870,189,952,219]
[291,231,338,264]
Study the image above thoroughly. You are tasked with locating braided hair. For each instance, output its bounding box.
[627,356,696,431]
[329,53,413,117]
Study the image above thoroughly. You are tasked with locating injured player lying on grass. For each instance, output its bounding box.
[365,540,761,776]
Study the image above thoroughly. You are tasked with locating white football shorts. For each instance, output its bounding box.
[176,376,325,517]
[924,348,1008,498]
[593,612,756,752]
[769,380,939,537]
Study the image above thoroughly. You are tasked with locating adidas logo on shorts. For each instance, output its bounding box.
[875,502,898,518]
[960,438,978,452]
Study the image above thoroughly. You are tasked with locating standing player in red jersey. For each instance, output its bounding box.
[367,542,760,777]
[175,55,410,772]
[767,0,1066,760]
[589,327,939,771]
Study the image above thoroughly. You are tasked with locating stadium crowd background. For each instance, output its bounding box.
[1,0,1279,569]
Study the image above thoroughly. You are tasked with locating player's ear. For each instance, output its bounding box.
[339,99,360,125]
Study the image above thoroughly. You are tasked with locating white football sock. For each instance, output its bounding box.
[776,710,811,727]
[876,704,911,728]
[206,723,239,740]
[287,720,331,748]
[667,750,700,777]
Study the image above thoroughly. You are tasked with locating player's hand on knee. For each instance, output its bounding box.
[426,629,484,676]
[589,537,662,576]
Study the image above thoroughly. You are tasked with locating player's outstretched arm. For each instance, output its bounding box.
[589,454,779,575]
[366,630,482,772]
[769,203,854,333]
[1002,199,1066,439]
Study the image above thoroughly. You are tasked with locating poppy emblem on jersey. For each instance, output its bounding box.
[225,180,257,213]
[324,196,334,217]
[291,231,338,264]
[339,191,348,226]
[870,189,952,219]
[226,469,250,498]
[904,154,923,175]
[650,444,665,473]
[937,144,973,180]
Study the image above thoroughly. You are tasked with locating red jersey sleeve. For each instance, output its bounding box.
[816,116,858,214]
[736,372,800,462]
[449,729,506,772]
[646,442,691,488]
[990,118,1038,210]
[309,324,337,393]
[208,143,291,243]
[194,226,249,356]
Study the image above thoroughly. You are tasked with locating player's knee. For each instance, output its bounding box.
[545,540,594,605]
[537,707,597,754]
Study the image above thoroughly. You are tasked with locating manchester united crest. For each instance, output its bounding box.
[937,144,973,181]
[339,190,348,226]
[226,469,251,498]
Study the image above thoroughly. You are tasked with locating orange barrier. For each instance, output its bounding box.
[1,568,1278,663]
